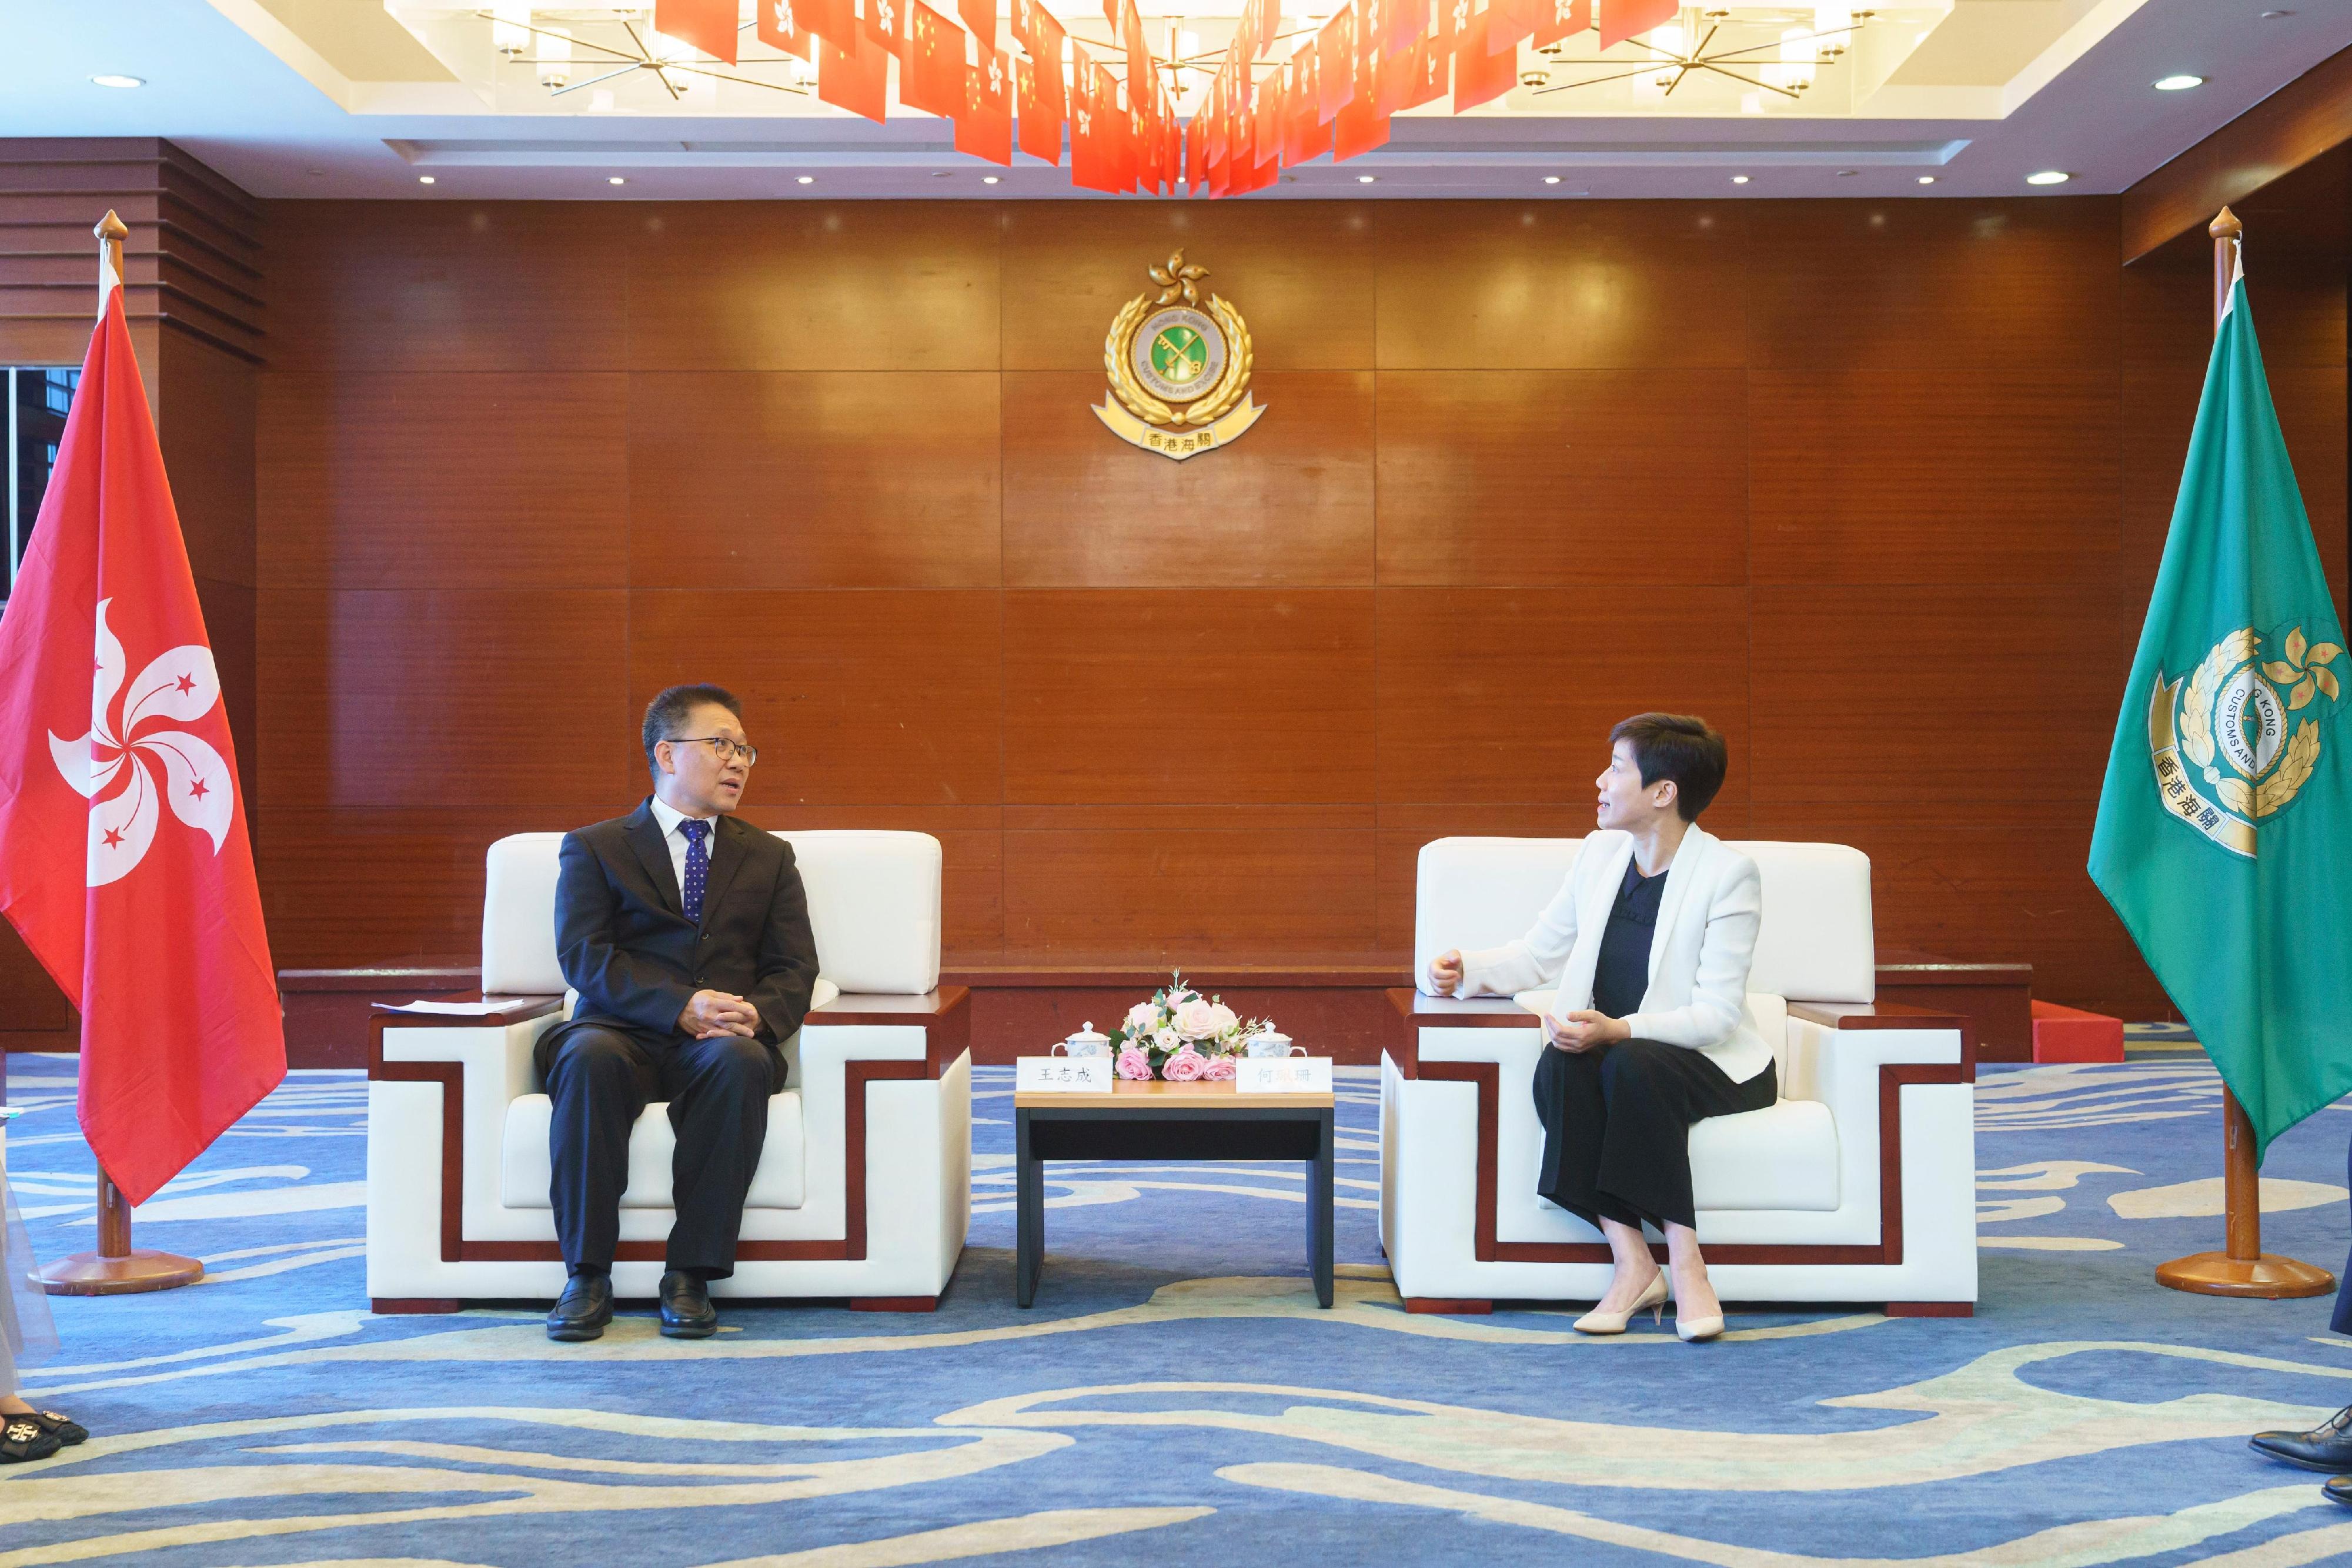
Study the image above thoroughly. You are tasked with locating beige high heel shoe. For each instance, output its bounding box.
[1674,1306,1725,1342]
[1572,1272,1667,1335]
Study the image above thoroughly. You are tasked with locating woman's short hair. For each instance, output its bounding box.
[1609,713,1727,822]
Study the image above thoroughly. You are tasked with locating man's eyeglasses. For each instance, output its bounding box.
[669,736,759,766]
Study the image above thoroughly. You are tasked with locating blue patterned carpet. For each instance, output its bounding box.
[7,1055,2352,1565]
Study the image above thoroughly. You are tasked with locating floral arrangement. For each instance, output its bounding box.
[1110,972,1275,1082]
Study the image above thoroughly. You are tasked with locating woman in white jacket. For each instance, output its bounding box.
[1427,713,1770,1343]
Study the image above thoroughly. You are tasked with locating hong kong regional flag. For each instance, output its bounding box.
[0,278,286,1206]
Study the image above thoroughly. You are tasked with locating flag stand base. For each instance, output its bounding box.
[2156,1252,2335,1298]
[35,1166,203,1295]
[38,1250,204,1296]
[2154,1085,2336,1300]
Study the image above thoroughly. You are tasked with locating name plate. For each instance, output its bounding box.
[1235,1056,1332,1094]
[1017,1056,1112,1093]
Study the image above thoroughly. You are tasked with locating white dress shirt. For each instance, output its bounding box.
[649,795,720,898]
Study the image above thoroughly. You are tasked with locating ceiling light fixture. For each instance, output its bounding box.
[983,175,1000,184]
[1916,175,1935,184]
[2026,170,2070,185]
[2153,74,2205,91]
[1730,175,1749,184]
[607,176,626,185]
[1358,175,1375,183]
[417,175,436,185]
[796,175,814,185]
[1535,6,1869,102]
[89,74,145,89]
[1543,175,1561,184]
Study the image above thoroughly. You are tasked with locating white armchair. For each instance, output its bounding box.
[366,829,971,1312]
[1381,837,1976,1315]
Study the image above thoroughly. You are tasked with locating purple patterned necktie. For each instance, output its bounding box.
[680,817,710,923]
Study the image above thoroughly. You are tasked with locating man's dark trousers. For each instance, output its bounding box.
[540,1026,777,1277]
[536,799,820,1281]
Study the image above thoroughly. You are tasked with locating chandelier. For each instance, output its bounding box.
[1529,5,1873,102]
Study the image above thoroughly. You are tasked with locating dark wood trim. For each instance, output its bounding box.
[365,990,971,1268]
[1886,1300,1975,1318]
[848,1295,942,1311]
[370,1298,463,1315]
[1403,1298,1493,1314]
[2124,42,2352,262]
[1386,989,1972,1269]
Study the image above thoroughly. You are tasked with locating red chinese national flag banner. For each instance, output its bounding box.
[1485,0,1535,55]
[1317,6,1355,121]
[791,0,858,48]
[903,2,967,116]
[818,27,889,120]
[957,0,995,53]
[1596,0,1674,49]
[0,287,285,1208]
[1387,0,1428,56]
[1014,55,1061,161]
[656,0,739,63]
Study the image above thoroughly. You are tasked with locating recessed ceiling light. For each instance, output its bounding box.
[89,74,144,89]
[2026,169,2070,185]
[607,176,626,185]
[1543,175,1561,185]
[982,175,1000,183]
[797,175,814,184]
[2154,74,2205,91]
[1835,169,1858,178]
[417,175,436,185]
[1917,175,1936,185]
[1357,175,1375,183]
[1730,175,1749,185]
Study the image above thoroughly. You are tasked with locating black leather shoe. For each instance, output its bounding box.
[545,1273,613,1342]
[659,1271,719,1339]
[2326,1476,2352,1507]
[2252,1405,2352,1472]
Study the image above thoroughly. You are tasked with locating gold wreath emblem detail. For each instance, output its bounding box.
[2183,626,2339,820]
[1104,293,1253,429]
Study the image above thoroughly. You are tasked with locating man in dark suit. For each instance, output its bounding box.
[538,683,820,1343]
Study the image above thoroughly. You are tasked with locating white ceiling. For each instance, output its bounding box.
[0,0,2343,200]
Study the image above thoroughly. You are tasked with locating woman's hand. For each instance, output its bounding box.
[1543,1010,1631,1052]
[1427,949,1464,993]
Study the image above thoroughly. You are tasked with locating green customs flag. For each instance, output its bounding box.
[2089,247,2352,1159]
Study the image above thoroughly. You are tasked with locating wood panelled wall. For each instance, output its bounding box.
[250,196,2346,1024]
[0,140,262,1049]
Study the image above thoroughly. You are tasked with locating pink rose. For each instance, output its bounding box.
[1172,998,1219,1038]
[1124,1001,1161,1035]
[1201,1054,1237,1081]
[1162,1047,1207,1081]
[1116,1045,1153,1081]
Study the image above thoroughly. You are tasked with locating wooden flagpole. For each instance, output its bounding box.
[2152,207,2336,1301]
[35,210,203,1297]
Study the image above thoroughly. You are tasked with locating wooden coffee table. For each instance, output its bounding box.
[1013,1078,1337,1308]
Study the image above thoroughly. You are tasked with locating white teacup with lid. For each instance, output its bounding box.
[1054,1022,1111,1059]
[1244,1028,1302,1058]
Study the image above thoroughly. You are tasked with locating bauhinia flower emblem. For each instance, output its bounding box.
[48,599,233,887]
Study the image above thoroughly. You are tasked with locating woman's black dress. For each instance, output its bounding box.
[1530,857,1776,1232]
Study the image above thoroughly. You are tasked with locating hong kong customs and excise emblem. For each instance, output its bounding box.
[2147,623,2344,858]
[1094,250,1265,461]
